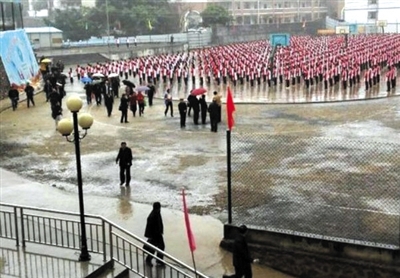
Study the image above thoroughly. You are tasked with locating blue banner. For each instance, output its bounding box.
[0,29,39,86]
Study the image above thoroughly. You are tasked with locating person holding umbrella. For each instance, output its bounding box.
[137,91,145,116]
[129,91,137,117]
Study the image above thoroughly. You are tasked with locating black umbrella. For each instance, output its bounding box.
[123,80,135,88]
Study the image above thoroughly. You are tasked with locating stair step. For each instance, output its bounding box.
[114,268,129,278]
[85,260,114,278]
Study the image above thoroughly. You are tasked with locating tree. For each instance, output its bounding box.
[45,0,180,40]
[201,4,232,27]
[44,8,102,41]
[32,0,47,11]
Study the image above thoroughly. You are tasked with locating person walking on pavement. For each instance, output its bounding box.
[24,82,35,108]
[51,101,63,130]
[129,91,137,117]
[178,98,187,128]
[44,79,53,102]
[147,84,155,107]
[223,225,259,278]
[8,86,19,111]
[144,202,165,267]
[115,142,132,186]
[199,94,208,125]
[164,89,173,117]
[104,92,114,117]
[208,99,219,132]
[119,93,129,123]
[137,91,145,116]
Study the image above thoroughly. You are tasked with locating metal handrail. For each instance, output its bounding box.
[0,202,209,278]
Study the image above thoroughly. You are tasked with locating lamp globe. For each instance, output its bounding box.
[66,94,83,112]
[78,113,94,130]
[57,119,74,136]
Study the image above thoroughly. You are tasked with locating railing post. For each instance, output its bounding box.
[109,224,113,260]
[13,207,19,246]
[102,219,106,262]
[20,208,25,247]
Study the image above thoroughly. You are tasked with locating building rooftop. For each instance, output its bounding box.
[24,27,62,33]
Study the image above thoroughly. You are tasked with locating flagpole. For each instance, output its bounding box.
[191,251,198,278]
[227,129,232,224]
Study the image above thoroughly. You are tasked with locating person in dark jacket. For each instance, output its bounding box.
[187,93,196,117]
[84,83,92,105]
[144,202,165,267]
[24,82,35,108]
[111,78,120,98]
[8,87,19,111]
[147,84,155,106]
[44,79,53,102]
[191,95,200,125]
[51,101,62,130]
[208,99,219,132]
[199,95,208,124]
[49,89,61,108]
[115,142,132,186]
[178,98,187,128]
[223,225,258,278]
[104,92,114,117]
[119,93,129,123]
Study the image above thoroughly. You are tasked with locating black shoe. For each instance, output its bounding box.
[120,182,124,186]
[125,184,130,187]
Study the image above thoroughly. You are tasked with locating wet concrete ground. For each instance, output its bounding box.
[1,73,400,276]
[0,84,294,276]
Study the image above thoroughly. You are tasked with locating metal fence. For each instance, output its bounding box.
[0,247,101,278]
[213,19,325,45]
[0,203,209,278]
[230,134,400,248]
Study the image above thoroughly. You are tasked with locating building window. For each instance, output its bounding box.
[368,0,377,4]
[368,11,377,19]
[244,2,250,9]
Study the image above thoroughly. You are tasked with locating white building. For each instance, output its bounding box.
[342,0,400,33]
[25,27,63,48]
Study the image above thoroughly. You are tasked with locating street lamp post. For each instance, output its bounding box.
[57,94,94,262]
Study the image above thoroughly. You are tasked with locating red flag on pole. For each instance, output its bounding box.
[182,189,196,252]
[226,86,236,130]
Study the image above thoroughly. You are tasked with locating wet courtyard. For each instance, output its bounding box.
[1,78,400,249]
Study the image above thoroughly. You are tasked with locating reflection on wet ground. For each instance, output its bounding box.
[97,68,400,104]
[163,76,400,104]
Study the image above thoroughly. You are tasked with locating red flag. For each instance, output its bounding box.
[226,86,236,130]
[182,189,196,252]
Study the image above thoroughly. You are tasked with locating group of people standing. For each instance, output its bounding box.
[175,91,222,132]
